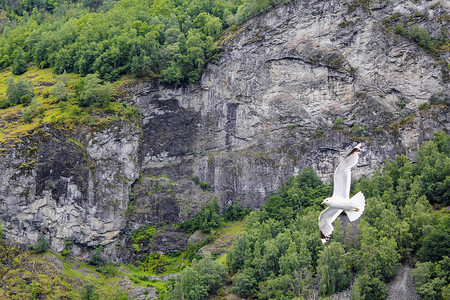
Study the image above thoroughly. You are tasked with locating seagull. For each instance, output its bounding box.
[318,143,365,244]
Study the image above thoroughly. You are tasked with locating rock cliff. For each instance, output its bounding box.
[0,0,448,256]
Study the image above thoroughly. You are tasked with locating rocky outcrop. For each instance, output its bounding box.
[0,121,140,255]
[130,0,449,213]
[0,0,449,256]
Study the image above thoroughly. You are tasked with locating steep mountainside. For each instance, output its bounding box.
[0,0,449,257]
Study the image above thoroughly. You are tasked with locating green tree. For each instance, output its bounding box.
[351,273,387,300]
[167,252,228,300]
[34,235,50,253]
[317,242,350,296]
[52,81,69,101]
[79,74,113,107]
[232,268,257,298]
[6,77,35,106]
[333,117,344,130]
[12,49,28,75]
[418,215,450,262]
[181,198,222,234]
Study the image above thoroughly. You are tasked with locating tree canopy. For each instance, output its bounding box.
[0,0,292,83]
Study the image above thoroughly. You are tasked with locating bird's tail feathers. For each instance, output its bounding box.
[345,191,365,222]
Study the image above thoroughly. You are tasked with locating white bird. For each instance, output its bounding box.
[318,143,365,244]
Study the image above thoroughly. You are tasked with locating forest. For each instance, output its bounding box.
[0,0,290,84]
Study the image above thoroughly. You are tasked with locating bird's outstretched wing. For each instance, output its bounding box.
[318,207,343,244]
[332,143,361,199]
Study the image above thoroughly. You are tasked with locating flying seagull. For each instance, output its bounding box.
[318,143,365,244]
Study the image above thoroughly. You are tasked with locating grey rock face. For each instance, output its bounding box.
[131,0,449,212]
[0,0,448,255]
[0,122,140,254]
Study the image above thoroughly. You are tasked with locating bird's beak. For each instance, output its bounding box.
[321,200,324,204]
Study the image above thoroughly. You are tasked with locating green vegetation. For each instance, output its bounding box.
[181,198,221,234]
[333,117,344,130]
[34,234,50,253]
[390,20,449,55]
[166,131,450,299]
[0,66,139,145]
[0,239,130,299]
[0,0,292,84]
[6,77,34,106]
[181,198,250,234]
[164,252,230,299]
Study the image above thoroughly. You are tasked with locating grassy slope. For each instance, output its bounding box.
[0,65,137,146]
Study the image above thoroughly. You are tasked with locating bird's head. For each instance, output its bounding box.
[321,197,331,205]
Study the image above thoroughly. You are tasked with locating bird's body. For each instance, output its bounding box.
[318,143,365,243]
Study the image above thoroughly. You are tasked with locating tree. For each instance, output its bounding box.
[351,273,387,300]
[6,77,35,106]
[52,81,69,101]
[232,268,257,298]
[12,49,28,75]
[131,54,153,78]
[34,235,50,253]
[79,74,113,107]
[418,216,450,262]
[167,252,228,300]
[317,242,350,296]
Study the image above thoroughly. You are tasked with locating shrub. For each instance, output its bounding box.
[6,77,35,106]
[407,26,435,51]
[351,123,368,137]
[418,102,430,110]
[224,200,251,221]
[61,239,72,257]
[21,98,39,123]
[394,23,406,35]
[232,269,257,298]
[199,181,210,191]
[192,176,200,185]
[79,74,113,107]
[0,98,9,109]
[166,252,229,299]
[333,117,344,130]
[34,235,50,253]
[181,198,221,234]
[20,94,33,106]
[52,81,69,101]
[89,246,105,266]
[80,283,99,300]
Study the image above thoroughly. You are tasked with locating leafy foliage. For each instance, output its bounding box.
[317,242,350,296]
[224,199,251,221]
[6,77,35,106]
[412,256,450,300]
[181,198,221,234]
[165,252,229,299]
[80,283,99,300]
[0,0,293,84]
[79,74,113,107]
[34,235,50,253]
[418,215,450,262]
[262,167,331,222]
[222,132,449,299]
